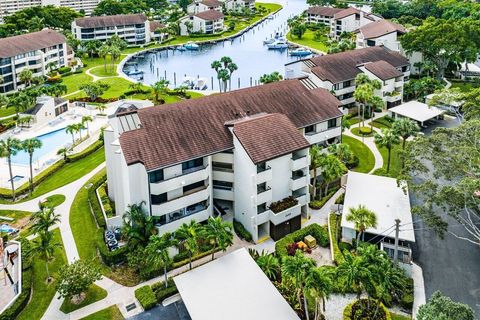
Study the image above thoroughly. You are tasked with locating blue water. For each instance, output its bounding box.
[11,128,78,165]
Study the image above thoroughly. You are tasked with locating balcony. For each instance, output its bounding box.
[213,188,234,201]
[256,186,272,205]
[212,168,234,182]
[291,154,309,171]
[151,184,210,216]
[150,165,209,195]
[257,166,272,184]
[157,205,210,234]
[255,210,270,225]
[270,203,301,225]
[304,126,342,145]
[293,191,309,206]
[212,152,233,163]
[290,174,308,191]
[333,85,355,96]
[385,91,402,102]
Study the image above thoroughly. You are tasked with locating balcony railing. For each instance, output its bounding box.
[157,203,209,226]
[257,165,271,174]
[257,185,271,194]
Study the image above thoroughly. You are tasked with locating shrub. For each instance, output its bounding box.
[96,232,128,265]
[151,278,178,302]
[338,241,352,252]
[275,224,329,258]
[87,172,107,228]
[346,154,359,169]
[372,168,393,178]
[309,189,337,209]
[233,219,252,242]
[173,250,190,263]
[269,196,298,213]
[329,214,344,265]
[360,127,372,135]
[0,267,32,320]
[58,67,72,74]
[335,193,345,204]
[134,285,157,310]
[343,299,391,320]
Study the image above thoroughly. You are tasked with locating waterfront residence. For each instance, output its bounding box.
[341,171,415,265]
[179,10,225,35]
[306,6,343,25]
[355,19,406,52]
[104,79,343,243]
[0,0,99,23]
[0,29,69,94]
[285,46,410,111]
[187,0,223,15]
[21,96,69,126]
[174,248,300,320]
[223,0,255,12]
[72,14,156,45]
[330,7,382,39]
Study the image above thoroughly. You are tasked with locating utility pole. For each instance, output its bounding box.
[393,219,400,264]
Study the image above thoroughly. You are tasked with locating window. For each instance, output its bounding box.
[304,125,315,134]
[213,180,233,190]
[182,157,203,171]
[366,39,376,47]
[183,181,205,193]
[257,203,267,214]
[149,169,164,183]
[151,193,167,204]
[328,118,337,129]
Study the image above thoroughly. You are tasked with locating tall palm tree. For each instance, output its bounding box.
[346,204,377,246]
[175,220,203,270]
[65,124,77,147]
[76,122,86,140]
[336,251,372,300]
[226,62,238,91]
[32,231,62,282]
[310,145,324,201]
[31,206,61,235]
[305,267,333,318]
[0,137,21,201]
[81,116,93,136]
[204,216,233,260]
[22,138,42,195]
[353,74,382,127]
[98,44,110,72]
[145,233,177,287]
[374,128,400,173]
[211,60,222,91]
[122,201,156,248]
[18,69,33,87]
[110,45,121,72]
[320,154,347,197]
[256,253,280,280]
[392,118,419,168]
[282,251,316,320]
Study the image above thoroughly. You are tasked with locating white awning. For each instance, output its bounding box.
[389,100,444,123]
[341,171,415,242]
[174,248,300,320]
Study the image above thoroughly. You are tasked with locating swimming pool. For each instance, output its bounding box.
[11,127,82,165]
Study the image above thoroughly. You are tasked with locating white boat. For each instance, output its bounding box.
[267,40,288,50]
[194,78,208,90]
[184,42,199,50]
[289,48,312,57]
[267,15,274,20]
[181,76,196,89]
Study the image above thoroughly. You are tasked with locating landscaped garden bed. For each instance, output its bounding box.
[275,223,329,258]
[351,126,374,137]
[269,196,298,213]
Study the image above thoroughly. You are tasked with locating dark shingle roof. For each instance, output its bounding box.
[357,19,406,39]
[306,6,343,17]
[195,10,224,20]
[334,7,360,19]
[119,79,342,171]
[149,21,166,32]
[309,46,409,83]
[74,14,147,28]
[200,0,222,7]
[233,114,310,164]
[363,60,403,80]
[0,29,65,58]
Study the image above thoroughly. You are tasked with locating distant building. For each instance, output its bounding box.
[223,0,255,12]
[285,46,410,110]
[72,14,153,45]
[104,79,343,243]
[0,29,69,94]
[187,0,223,14]
[179,10,225,35]
[21,96,69,126]
[355,19,406,52]
[0,0,100,23]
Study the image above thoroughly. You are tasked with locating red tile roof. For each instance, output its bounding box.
[233,114,310,164]
[0,29,65,58]
[357,19,406,39]
[308,46,409,83]
[363,60,403,80]
[195,10,224,21]
[74,14,147,28]
[119,79,342,171]
[307,6,343,17]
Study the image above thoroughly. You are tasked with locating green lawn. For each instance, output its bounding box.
[450,81,480,92]
[342,135,375,173]
[61,72,93,95]
[43,194,66,207]
[0,107,16,118]
[17,229,67,320]
[80,305,124,320]
[286,29,329,52]
[0,209,31,224]
[60,284,108,314]
[89,65,118,78]
[376,142,403,178]
[391,314,411,320]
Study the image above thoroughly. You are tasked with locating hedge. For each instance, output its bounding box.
[0,267,32,320]
[134,285,157,310]
[233,219,252,242]
[96,232,128,266]
[151,278,178,302]
[0,140,104,199]
[275,224,329,258]
[309,188,338,209]
[343,299,391,320]
[329,213,344,265]
[98,184,114,217]
[87,172,107,228]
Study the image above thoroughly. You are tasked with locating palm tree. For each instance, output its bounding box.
[175,220,203,270]
[81,116,93,136]
[336,252,372,301]
[110,45,121,72]
[282,251,316,320]
[310,145,323,201]
[353,74,382,127]
[129,82,143,94]
[122,201,156,248]
[22,138,42,195]
[9,92,33,117]
[76,122,86,140]
[374,128,400,173]
[320,154,347,197]
[65,124,77,147]
[226,62,238,91]
[150,80,170,102]
[392,118,419,166]
[256,253,280,280]
[259,71,283,84]
[328,143,353,166]
[46,61,57,73]
[305,267,333,318]
[32,231,62,282]
[204,216,233,260]
[18,69,33,87]
[98,44,110,72]
[0,137,21,201]
[31,206,61,235]
[211,60,222,91]
[346,204,377,246]
[57,147,68,161]
[96,105,106,115]
[145,233,177,287]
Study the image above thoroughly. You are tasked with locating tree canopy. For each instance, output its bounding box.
[417,291,475,320]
